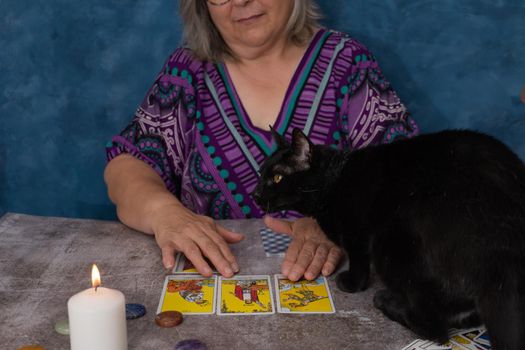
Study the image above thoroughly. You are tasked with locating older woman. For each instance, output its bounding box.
[104,0,418,281]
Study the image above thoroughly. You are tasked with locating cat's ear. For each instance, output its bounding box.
[270,126,290,150]
[291,128,312,164]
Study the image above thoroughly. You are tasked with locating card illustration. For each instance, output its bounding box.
[157,274,217,315]
[217,275,275,315]
[274,275,335,314]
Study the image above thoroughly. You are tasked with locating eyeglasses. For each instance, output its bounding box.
[206,0,231,6]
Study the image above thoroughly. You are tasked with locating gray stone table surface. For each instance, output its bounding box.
[0,213,415,350]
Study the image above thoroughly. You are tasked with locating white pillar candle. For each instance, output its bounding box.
[67,264,127,350]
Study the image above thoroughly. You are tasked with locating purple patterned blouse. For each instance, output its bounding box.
[106,29,419,220]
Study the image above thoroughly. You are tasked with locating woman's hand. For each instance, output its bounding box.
[264,216,343,281]
[151,204,244,278]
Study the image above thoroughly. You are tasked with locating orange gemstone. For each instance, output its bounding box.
[155,311,183,327]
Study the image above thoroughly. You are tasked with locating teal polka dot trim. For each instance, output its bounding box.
[234,194,244,203]
[196,111,201,119]
[207,146,216,154]
[227,182,237,191]
[333,131,341,141]
[336,98,343,108]
[220,169,229,178]
[197,122,204,131]
[202,135,210,144]
[167,67,194,84]
[340,85,349,95]
[213,157,222,166]
[241,206,251,215]
[355,54,368,63]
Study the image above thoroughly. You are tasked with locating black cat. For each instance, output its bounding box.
[253,128,525,350]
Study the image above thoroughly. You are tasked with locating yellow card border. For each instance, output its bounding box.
[274,274,336,314]
[157,274,217,315]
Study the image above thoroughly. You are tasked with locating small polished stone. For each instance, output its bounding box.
[18,346,45,350]
[126,303,146,319]
[54,319,69,335]
[155,311,183,328]
[174,339,208,350]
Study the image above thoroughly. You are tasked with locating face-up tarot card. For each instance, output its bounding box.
[157,274,217,315]
[472,329,490,347]
[172,252,218,274]
[402,327,491,350]
[447,327,492,350]
[402,339,452,350]
[274,274,335,314]
[217,275,275,315]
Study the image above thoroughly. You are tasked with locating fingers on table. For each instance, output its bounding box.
[191,228,236,278]
[304,243,330,280]
[210,223,240,272]
[288,241,318,281]
[322,245,343,276]
[180,241,214,277]
[160,245,177,270]
[281,237,303,277]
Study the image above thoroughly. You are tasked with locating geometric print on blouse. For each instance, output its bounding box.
[189,151,232,219]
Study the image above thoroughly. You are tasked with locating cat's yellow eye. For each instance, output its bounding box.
[273,174,283,184]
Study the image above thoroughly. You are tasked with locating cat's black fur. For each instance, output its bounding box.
[253,128,525,350]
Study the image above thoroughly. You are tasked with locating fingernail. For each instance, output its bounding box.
[282,267,290,275]
[231,263,239,273]
[289,272,299,281]
[225,267,233,276]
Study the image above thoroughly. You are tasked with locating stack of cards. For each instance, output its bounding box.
[259,228,292,257]
[171,252,217,274]
[159,254,335,315]
[402,328,491,350]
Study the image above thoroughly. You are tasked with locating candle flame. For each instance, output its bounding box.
[91,264,101,289]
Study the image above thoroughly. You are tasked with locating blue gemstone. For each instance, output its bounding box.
[126,303,146,319]
[174,339,208,350]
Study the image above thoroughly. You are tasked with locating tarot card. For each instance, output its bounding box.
[274,274,335,314]
[172,252,218,274]
[259,228,291,257]
[448,327,491,350]
[402,339,427,350]
[473,329,490,346]
[217,275,275,315]
[402,340,452,350]
[157,274,217,315]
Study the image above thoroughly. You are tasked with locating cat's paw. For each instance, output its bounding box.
[374,290,449,344]
[336,270,369,293]
[373,289,400,311]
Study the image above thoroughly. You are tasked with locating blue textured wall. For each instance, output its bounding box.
[1,0,524,219]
